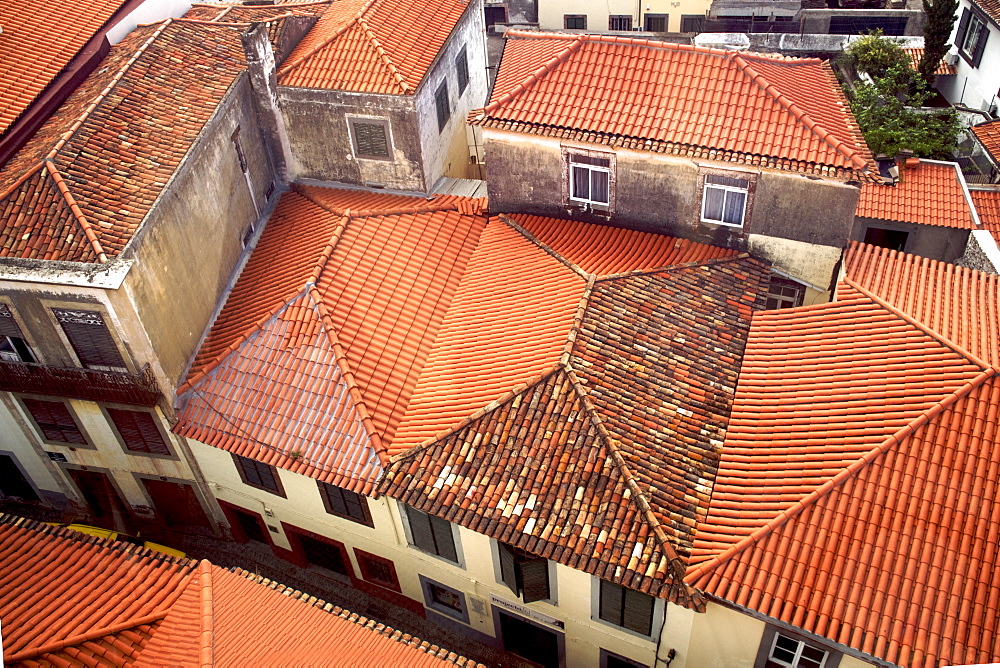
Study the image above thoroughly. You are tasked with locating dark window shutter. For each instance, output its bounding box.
[108,408,169,455]
[974,25,989,66]
[0,304,24,338]
[237,455,262,487]
[255,462,278,491]
[407,506,437,553]
[498,542,519,594]
[957,9,971,49]
[352,122,389,158]
[53,309,126,370]
[622,589,655,635]
[429,514,458,562]
[456,48,470,94]
[325,484,349,515]
[24,399,87,444]
[599,580,624,625]
[520,557,550,603]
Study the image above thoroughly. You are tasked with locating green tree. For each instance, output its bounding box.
[846,30,911,86]
[919,0,959,86]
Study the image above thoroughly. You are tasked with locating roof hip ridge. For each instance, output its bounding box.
[197,560,215,668]
[594,252,754,282]
[482,34,586,116]
[497,213,590,279]
[4,610,173,663]
[561,367,704,608]
[277,0,379,79]
[294,184,466,218]
[686,365,998,584]
[732,54,868,170]
[843,277,994,370]
[356,15,412,93]
[44,160,108,263]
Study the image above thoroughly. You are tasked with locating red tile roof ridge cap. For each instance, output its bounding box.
[686,365,997,585]
[482,34,586,116]
[47,20,173,160]
[732,54,868,171]
[292,183,469,218]
[277,1,374,78]
[497,213,589,279]
[211,5,233,21]
[385,364,566,465]
[594,251,753,282]
[843,277,994,371]
[562,366,706,610]
[190,0,330,7]
[309,291,388,460]
[178,292,304,394]
[175,15,299,26]
[0,161,45,202]
[504,29,789,61]
[44,160,109,263]
[197,560,215,668]
[5,610,172,663]
[356,16,413,94]
[560,276,597,366]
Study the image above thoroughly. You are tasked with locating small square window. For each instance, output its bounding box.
[420,575,470,623]
[644,14,668,31]
[765,633,829,668]
[319,481,373,527]
[349,119,391,159]
[23,398,88,446]
[598,580,654,636]
[0,304,36,363]
[701,173,751,227]
[765,276,805,310]
[435,82,450,132]
[233,454,285,497]
[957,9,990,67]
[356,549,401,591]
[293,530,352,577]
[567,152,613,208]
[456,46,470,95]
[609,15,633,31]
[52,308,127,372]
[681,15,705,32]
[107,408,171,456]
[564,14,586,29]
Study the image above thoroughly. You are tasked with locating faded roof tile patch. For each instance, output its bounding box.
[972,119,1000,165]
[856,160,976,228]
[972,188,1000,248]
[277,0,470,93]
[474,32,873,178]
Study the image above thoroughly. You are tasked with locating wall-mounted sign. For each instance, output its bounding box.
[45,452,68,462]
[489,594,565,629]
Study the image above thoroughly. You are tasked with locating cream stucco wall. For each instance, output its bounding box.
[537,0,711,32]
[687,602,768,666]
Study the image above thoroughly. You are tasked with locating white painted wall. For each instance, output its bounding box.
[107,0,194,44]
[939,0,1000,112]
[538,0,712,33]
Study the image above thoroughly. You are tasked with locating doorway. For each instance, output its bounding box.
[66,468,133,531]
[498,611,561,668]
[0,454,40,502]
[141,478,211,528]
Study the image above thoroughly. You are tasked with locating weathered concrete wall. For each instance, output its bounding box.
[959,228,1000,273]
[280,87,424,189]
[416,0,490,190]
[799,8,924,35]
[746,235,843,294]
[851,216,971,262]
[484,130,858,280]
[120,73,277,394]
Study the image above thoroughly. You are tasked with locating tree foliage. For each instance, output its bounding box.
[846,30,911,84]
[919,0,959,85]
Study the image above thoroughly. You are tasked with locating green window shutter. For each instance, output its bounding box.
[520,557,550,603]
[599,580,624,625]
[622,589,655,635]
[498,542,519,594]
[407,506,437,554]
[429,514,458,562]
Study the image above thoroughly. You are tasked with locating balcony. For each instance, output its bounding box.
[0,361,161,406]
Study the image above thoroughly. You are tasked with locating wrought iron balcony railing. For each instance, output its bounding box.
[0,361,161,406]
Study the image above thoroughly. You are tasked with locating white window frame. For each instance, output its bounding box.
[961,14,987,56]
[570,163,610,206]
[701,176,750,227]
[767,632,829,668]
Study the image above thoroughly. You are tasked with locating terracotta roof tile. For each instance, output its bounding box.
[971,188,1000,247]
[0,20,248,262]
[972,119,1000,166]
[856,160,977,228]
[969,0,1000,26]
[844,241,1000,367]
[474,31,873,179]
[0,0,129,137]
[277,0,471,93]
[903,47,956,76]
[687,247,1000,667]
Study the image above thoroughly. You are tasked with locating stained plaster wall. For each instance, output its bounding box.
[189,436,693,667]
[415,0,490,190]
[851,216,972,263]
[484,130,859,284]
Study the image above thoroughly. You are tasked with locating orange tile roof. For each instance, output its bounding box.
[855,160,977,228]
[473,31,873,179]
[0,0,129,137]
[277,0,471,93]
[972,119,1000,166]
[903,47,957,76]
[0,19,249,262]
[971,188,1000,247]
[1,515,482,667]
[687,244,1000,667]
[176,186,490,493]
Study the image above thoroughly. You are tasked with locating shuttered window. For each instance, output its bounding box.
[599,580,655,635]
[52,309,126,371]
[456,47,470,94]
[356,549,401,591]
[319,482,373,526]
[0,305,35,363]
[107,408,170,455]
[498,542,550,603]
[405,505,458,562]
[435,82,450,132]
[351,121,390,159]
[234,454,284,496]
[23,398,88,445]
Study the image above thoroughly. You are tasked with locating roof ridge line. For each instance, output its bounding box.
[356,16,412,93]
[594,252,752,282]
[560,276,596,366]
[843,277,993,370]
[177,16,296,26]
[307,290,389,462]
[561,367,704,609]
[482,34,586,116]
[5,609,172,663]
[686,366,997,584]
[48,20,172,160]
[0,161,45,202]
[196,560,215,667]
[497,213,589,279]
[385,364,565,465]
[277,0,379,78]
[211,5,232,21]
[44,160,108,263]
[294,184,465,218]
[732,54,868,170]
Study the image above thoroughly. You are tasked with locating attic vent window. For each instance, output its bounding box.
[349,119,391,159]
